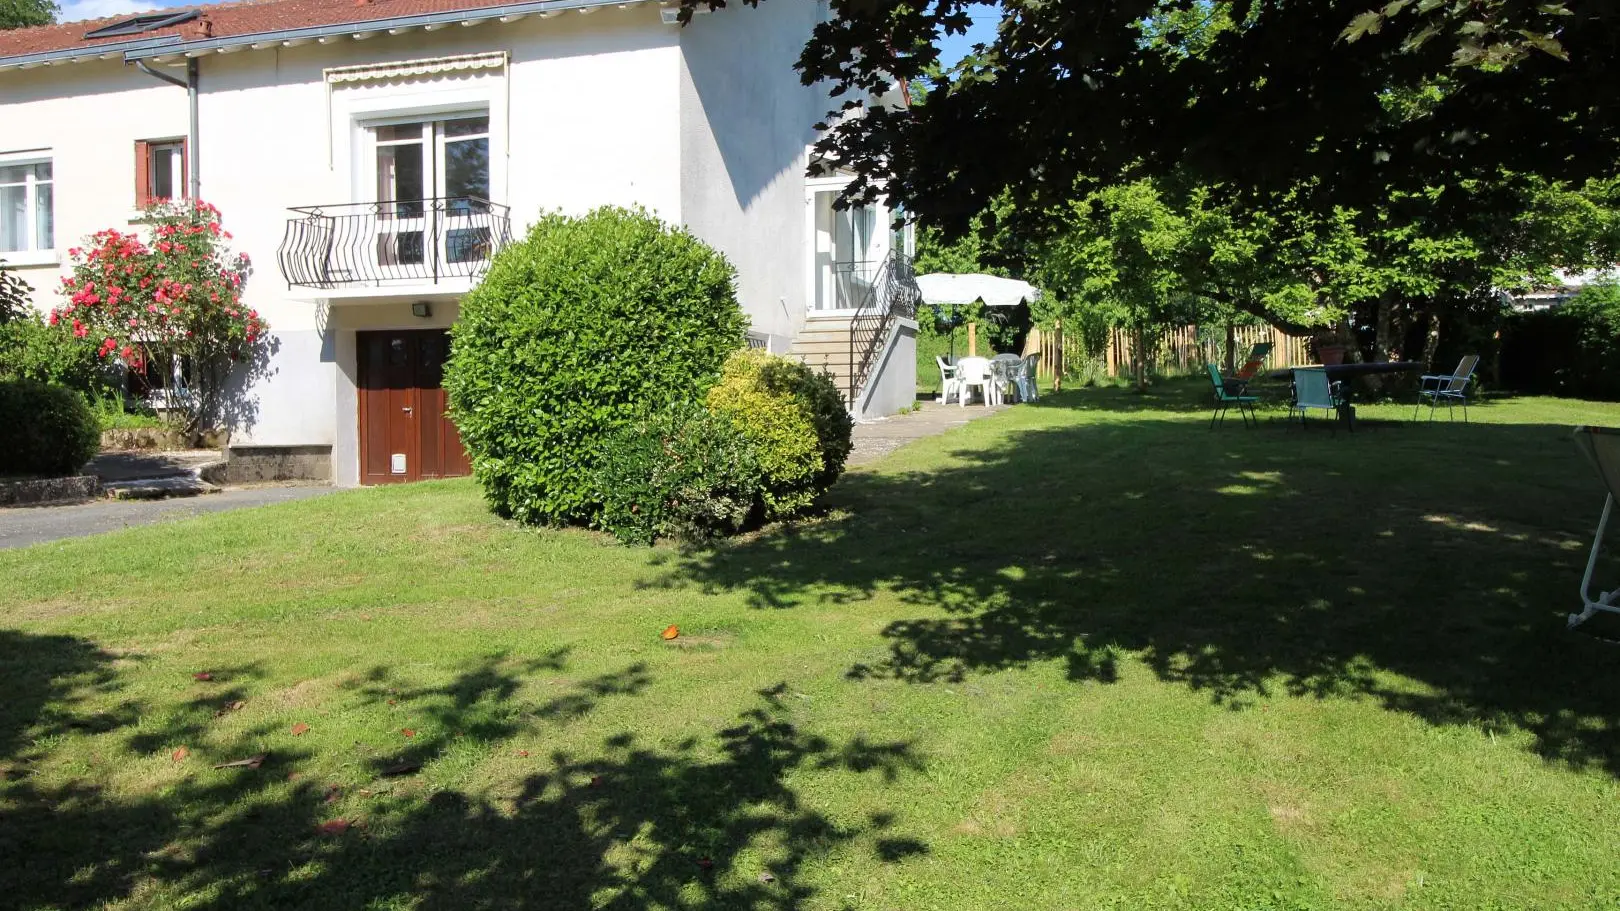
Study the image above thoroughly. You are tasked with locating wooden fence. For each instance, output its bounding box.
[1028,323,1310,388]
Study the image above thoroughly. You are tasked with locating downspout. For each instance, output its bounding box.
[134,58,200,198]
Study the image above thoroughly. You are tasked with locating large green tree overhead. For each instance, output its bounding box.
[0,0,56,29]
[684,1,1619,236]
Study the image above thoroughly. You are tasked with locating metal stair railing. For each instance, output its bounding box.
[846,249,921,409]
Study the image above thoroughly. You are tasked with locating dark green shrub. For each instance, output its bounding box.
[1502,279,1620,400]
[706,350,853,518]
[596,403,763,545]
[0,380,101,477]
[0,315,116,398]
[445,206,748,525]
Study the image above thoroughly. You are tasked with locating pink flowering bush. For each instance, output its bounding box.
[53,200,264,437]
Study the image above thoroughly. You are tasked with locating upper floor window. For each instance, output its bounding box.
[370,114,489,210]
[0,156,54,255]
[136,139,187,207]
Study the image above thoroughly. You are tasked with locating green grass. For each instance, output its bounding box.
[5,380,1620,909]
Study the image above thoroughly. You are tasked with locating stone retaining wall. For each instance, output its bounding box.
[0,475,101,507]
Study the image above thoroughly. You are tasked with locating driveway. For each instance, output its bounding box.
[0,486,338,550]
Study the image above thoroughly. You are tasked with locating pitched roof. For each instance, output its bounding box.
[0,0,647,67]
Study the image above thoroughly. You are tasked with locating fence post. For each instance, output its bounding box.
[1053,319,1063,391]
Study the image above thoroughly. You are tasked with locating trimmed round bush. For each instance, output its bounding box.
[706,350,854,519]
[596,403,764,545]
[0,380,100,477]
[445,206,748,525]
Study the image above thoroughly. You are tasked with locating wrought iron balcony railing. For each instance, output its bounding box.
[277,197,511,290]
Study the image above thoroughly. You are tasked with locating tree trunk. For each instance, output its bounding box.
[1422,312,1443,370]
[1223,321,1236,374]
[1134,325,1148,392]
[1367,296,1395,395]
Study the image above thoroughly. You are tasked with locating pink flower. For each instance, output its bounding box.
[72,320,87,338]
[47,311,59,326]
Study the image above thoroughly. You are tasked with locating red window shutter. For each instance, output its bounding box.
[134,140,150,207]
[179,137,189,200]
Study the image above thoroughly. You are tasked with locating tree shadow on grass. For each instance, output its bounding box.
[0,646,924,909]
[656,391,1620,776]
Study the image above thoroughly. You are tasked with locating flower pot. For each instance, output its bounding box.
[1316,345,1347,366]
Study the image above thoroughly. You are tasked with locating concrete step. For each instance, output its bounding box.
[103,476,222,500]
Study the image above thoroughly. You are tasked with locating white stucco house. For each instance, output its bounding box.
[0,0,917,486]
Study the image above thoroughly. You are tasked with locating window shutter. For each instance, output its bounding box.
[179,137,190,200]
[134,140,150,207]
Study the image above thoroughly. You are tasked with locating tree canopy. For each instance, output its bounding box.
[0,0,56,30]
[685,1,1619,236]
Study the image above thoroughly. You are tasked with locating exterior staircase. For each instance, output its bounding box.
[789,315,861,397]
[789,250,922,418]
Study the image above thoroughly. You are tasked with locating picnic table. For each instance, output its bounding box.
[1266,361,1422,430]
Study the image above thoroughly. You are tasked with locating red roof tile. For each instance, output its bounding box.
[0,0,575,62]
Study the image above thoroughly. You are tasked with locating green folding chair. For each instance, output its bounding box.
[1207,363,1259,430]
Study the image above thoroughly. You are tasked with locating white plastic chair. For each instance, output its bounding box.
[1414,354,1479,422]
[955,356,995,406]
[935,356,962,405]
[990,353,1022,404]
[1570,426,1620,628]
[1016,353,1040,401]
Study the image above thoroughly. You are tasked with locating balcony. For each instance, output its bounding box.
[277,197,511,292]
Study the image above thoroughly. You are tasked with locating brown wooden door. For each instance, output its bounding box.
[357,329,470,484]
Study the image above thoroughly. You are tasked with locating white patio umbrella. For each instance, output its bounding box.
[915,273,1042,309]
[915,273,1042,358]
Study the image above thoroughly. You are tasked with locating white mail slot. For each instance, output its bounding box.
[391,453,407,474]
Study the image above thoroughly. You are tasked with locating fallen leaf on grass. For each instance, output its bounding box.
[287,772,302,782]
[291,722,310,736]
[515,750,530,758]
[323,784,341,803]
[386,699,397,706]
[696,857,714,871]
[213,700,247,717]
[212,755,265,770]
[380,761,420,777]
[316,819,352,836]
[661,625,680,641]
[757,872,776,884]
[171,746,190,762]
[192,672,213,681]
[589,775,603,789]
[400,728,416,738]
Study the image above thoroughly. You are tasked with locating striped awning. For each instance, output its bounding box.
[324,50,507,85]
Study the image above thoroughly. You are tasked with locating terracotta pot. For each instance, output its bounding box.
[1316,345,1347,366]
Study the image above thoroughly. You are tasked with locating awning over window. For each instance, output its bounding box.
[324,50,507,85]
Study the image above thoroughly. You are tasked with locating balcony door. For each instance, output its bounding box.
[812,191,883,311]
[368,114,490,280]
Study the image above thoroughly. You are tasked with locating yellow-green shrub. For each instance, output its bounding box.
[705,350,852,518]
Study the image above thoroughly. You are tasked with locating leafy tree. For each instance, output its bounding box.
[0,0,56,29]
[0,260,29,324]
[681,0,1620,238]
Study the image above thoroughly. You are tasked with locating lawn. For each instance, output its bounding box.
[4,383,1620,910]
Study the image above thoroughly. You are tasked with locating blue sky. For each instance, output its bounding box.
[935,4,1000,69]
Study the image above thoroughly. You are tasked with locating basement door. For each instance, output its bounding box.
[357,329,471,484]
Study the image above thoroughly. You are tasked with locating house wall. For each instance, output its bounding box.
[0,2,852,482]
[1,61,188,307]
[677,1,828,347]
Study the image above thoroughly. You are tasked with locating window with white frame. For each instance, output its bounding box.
[0,155,54,256]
